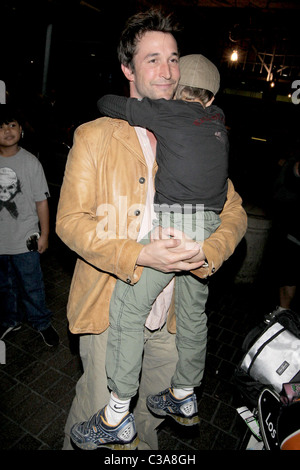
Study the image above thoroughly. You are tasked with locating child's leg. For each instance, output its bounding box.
[0,255,21,329]
[106,250,174,402]
[11,252,52,331]
[171,211,221,392]
[146,212,221,426]
[146,268,208,427]
[171,273,208,389]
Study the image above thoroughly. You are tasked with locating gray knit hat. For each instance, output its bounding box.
[179,54,220,96]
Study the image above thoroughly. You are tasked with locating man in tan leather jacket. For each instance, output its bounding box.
[56,9,247,450]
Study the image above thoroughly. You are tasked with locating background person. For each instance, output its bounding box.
[0,105,59,347]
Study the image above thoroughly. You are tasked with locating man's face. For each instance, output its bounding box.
[122,31,180,101]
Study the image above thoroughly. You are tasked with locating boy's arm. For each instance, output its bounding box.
[98,95,157,129]
[56,123,203,282]
[98,95,129,121]
[36,199,50,253]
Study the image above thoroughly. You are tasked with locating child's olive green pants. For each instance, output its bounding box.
[106,210,220,399]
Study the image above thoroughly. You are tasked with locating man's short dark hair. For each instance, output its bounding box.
[118,8,182,70]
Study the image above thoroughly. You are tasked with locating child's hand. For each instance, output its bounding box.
[37,234,49,254]
[150,225,166,241]
[159,226,201,252]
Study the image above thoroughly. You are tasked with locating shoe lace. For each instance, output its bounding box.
[82,410,102,432]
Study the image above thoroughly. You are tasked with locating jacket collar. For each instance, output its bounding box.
[112,119,157,169]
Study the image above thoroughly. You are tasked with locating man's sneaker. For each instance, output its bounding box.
[147,388,200,426]
[0,324,21,340]
[39,325,59,347]
[70,406,139,450]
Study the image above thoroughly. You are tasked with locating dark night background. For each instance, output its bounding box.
[1,2,300,451]
[1,0,300,211]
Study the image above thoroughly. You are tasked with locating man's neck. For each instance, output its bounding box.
[146,130,157,155]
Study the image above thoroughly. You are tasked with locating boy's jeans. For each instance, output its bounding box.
[0,252,52,331]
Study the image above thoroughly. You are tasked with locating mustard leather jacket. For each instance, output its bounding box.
[56,117,247,334]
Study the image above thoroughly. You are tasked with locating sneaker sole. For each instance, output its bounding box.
[147,404,200,426]
[73,435,140,451]
[39,329,59,347]
[0,325,21,340]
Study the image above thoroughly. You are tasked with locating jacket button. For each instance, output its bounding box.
[139,177,145,184]
[126,278,131,283]
[134,209,140,216]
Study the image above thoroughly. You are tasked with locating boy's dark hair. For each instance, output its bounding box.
[118,8,182,70]
[0,105,23,126]
[175,85,214,107]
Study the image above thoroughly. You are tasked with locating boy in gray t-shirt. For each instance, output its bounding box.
[0,105,59,347]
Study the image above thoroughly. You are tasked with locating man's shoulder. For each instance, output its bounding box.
[78,115,132,130]
[76,116,109,133]
[75,116,131,137]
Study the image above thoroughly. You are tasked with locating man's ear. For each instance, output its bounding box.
[121,64,134,82]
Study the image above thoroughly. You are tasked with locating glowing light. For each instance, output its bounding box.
[231,50,238,62]
[251,137,267,142]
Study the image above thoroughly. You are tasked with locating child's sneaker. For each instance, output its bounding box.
[70,406,139,450]
[147,388,200,426]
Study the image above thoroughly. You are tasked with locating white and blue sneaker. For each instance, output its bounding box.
[147,388,200,426]
[70,406,139,450]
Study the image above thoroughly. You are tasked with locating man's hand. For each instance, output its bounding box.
[137,226,206,273]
